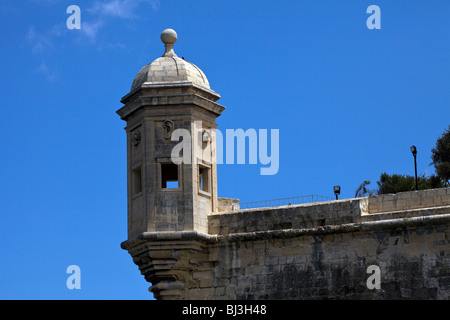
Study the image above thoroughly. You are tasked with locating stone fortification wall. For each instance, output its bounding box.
[122,187,450,299]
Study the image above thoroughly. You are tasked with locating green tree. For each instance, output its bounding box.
[431,125,450,186]
[376,172,444,195]
[376,173,414,194]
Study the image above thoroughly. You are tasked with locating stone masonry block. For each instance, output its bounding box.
[395,199,407,209]
[441,195,450,205]
[397,192,412,200]
[382,201,395,211]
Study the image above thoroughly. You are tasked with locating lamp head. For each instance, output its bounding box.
[333,185,341,195]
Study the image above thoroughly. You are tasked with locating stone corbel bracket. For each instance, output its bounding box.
[121,231,217,300]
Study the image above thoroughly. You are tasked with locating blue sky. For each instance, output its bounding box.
[0,0,449,299]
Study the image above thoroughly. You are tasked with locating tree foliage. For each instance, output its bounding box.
[376,173,414,194]
[431,125,450,185]
[376,172,444,195]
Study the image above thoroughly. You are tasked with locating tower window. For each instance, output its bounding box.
[161,163,179,189]
[198,165,210,193]
[132,167,142,195]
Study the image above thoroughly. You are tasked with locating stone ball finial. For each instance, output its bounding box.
[161,28,177,45]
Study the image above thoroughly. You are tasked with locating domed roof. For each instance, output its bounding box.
[130,29,210,92]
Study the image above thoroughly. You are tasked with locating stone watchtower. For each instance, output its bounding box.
[118,29,225,298]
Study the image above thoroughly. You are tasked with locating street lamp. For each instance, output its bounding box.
[333,185,341,200]
[410,145,418,190]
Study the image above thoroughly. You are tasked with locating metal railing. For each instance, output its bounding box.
[239,195,334,210]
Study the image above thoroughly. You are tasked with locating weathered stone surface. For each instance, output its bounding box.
[217,197,240,212]
[122,188,450,300]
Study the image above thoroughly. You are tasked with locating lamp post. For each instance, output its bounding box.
[410,145,418,190]
[333,185,341,200]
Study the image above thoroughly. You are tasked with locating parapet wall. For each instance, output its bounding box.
[209,199,361,235]
[210,188,450,236]
[364,187,450,214]
[122,187,450,300]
